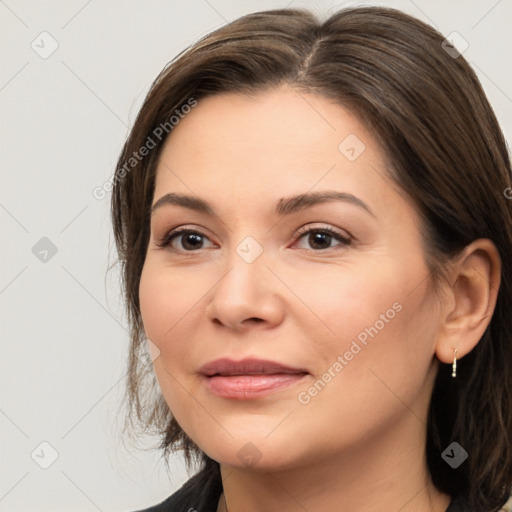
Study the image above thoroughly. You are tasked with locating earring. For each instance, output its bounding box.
[451,349,458,378]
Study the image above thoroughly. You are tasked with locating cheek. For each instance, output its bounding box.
[285,262,403,354]
[302,279,440,434]
[139,263,200,414]
[295,259,440,414]
[139,262,203,343]
[139,261,216,396]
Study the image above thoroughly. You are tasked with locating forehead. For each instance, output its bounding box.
[152,85,401,217]
[158,85,370,166]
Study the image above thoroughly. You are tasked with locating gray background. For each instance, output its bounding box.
[1,0,511,510]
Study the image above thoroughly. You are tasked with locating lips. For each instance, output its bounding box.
[199,357,308,377]
[199,358,309,400]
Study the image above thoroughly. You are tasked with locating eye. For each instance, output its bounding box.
[156,228,215,251]
[155,225,351,252]
[293,225,351,251]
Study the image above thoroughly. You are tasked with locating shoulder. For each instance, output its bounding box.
[446,493,469,512]
[130,463,223,512]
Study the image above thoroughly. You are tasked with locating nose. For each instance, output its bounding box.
[205,250,285,331]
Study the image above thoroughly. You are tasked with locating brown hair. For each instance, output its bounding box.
[111,7,512,511]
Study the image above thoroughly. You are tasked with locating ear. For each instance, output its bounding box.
[435,239,501,364]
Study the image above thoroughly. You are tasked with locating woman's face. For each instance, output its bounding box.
[139,85,443,471]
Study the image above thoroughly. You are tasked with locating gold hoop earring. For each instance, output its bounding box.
[451,349,458,378]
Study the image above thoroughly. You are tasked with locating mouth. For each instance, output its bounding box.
[199,357,309,400]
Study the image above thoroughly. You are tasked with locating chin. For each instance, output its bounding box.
[194,429,312,473]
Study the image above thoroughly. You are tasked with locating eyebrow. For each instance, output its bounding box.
[151,191,375,217]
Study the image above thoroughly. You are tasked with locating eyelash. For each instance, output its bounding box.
[155,225,352,252]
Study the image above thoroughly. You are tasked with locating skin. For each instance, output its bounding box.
[139,84,500,512]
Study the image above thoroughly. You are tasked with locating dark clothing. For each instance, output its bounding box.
[134,464,470,512]
[136,465,222,512]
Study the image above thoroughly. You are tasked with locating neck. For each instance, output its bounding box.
[217,414,451,512]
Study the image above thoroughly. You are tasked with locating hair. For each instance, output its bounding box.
[111,6,512,511]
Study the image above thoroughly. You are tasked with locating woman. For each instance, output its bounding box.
[111,6,512,512]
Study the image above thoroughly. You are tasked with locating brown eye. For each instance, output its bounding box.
[294,227,351,251]
[157,229,214,251]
